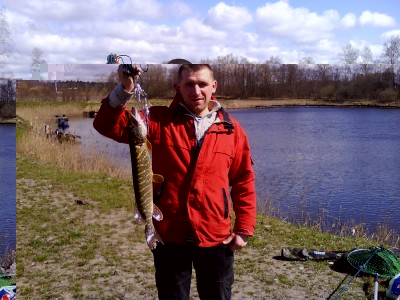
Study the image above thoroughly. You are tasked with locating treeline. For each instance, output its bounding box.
[17,80,116,102]
[17,63,400,103]
[0,79,16,118]
[206,63,400,102]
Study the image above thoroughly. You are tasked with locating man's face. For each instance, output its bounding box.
[176,68,217,117]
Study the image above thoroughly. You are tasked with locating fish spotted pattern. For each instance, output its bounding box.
[126,108,164,250]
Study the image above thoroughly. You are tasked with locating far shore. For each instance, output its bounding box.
[0,117,16,125]
[217,98,400,110]
[12,98,400,124]
[146,97,400,110]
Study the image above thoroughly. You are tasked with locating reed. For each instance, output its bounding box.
[17,128,130,179]
[0,248,15,272]
[17,104,130,179]
[256,176,399,248]
[17,102,98,126]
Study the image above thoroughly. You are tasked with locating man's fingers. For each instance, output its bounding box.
[223,233,235,245]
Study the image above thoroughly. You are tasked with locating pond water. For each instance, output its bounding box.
[229,107,400,237]
[71,107,400,237]
[0,125,16,257]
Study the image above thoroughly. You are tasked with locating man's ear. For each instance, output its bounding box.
[174,83,181,92]
[213,80,218,93]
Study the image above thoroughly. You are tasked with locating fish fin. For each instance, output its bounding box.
[145,225,164,250]
[152,174,164,184]
[152,204,163,221]
[133,207,146,225]
[146,139,152,151]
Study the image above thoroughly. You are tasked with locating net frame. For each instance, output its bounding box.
[347,247,400,279]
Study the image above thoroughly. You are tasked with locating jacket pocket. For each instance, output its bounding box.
[222,188,229,219]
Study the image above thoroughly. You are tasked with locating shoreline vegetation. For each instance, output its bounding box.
[15,100,399,298]
[221,98,400,108]
[6,100,400,126]
[9,97,400,124]
[0,117,16,124]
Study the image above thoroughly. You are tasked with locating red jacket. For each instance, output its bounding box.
[93,92,256,247]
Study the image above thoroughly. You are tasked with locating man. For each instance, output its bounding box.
[93,63,256,299]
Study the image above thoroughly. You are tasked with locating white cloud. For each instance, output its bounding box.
[4,0,190,23]
[296,38,341,63]
[359,11,396,27]
[204,2,252,31]
[380,29,400,40]
[4,0,399,79]
[114,0,192,20]
[167,1,192,18]
[3,0,116,21]
[118,0,164,20]
[181,18,227,41]
[255,1,340,44]
[340,13,357,28]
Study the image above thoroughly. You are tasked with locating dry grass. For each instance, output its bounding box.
[17,103,130,179]
[17,129,129,178]
[0,249,15,271]
[17,102,99,126]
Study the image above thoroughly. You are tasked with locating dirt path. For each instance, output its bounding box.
[17,176,376,299]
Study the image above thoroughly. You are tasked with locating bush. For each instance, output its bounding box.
[0,102,16,118]
[378,88,398,103]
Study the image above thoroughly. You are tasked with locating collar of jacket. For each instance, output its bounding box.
[169,91,234,133]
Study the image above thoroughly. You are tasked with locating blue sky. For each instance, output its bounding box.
[2,0,400,80]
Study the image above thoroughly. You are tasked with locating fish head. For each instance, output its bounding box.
[127,108,148,144]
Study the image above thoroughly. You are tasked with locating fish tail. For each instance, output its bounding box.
[145,224,164,250]
[133,208,146,225]
[152,203,163,221]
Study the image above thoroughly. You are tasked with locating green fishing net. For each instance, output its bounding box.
[0,276,15,287]
[347,247,400,279]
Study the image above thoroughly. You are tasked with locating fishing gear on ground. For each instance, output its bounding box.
[326,245,400,300]
[280,245,400,299]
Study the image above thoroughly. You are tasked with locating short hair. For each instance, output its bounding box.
[178,64,214,81]
[168,58,192,64]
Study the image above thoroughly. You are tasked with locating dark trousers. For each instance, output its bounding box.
[152,242,234,300]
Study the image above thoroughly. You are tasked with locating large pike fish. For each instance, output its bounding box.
[126,109,164,250]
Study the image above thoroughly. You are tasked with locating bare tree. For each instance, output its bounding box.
[382,35,400,65]
[338,43,359,64]
[31,47,47,80]
[265,56,283,64]
[359,46,374,74]
[298,57,315,65]
[380,35,400,91]
[0,8,14,77]
[32,47,47,66]
[360,46,373,64]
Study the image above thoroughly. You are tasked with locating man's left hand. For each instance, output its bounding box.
[223,232,249,251]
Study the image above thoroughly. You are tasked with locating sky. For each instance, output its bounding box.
[2,0,400,80]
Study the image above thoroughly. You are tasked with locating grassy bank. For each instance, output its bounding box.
[219,98,400,109]
[16,97,400,113]
[0,117,16,124]
[17,100,100,125]
[17,151,386,299]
